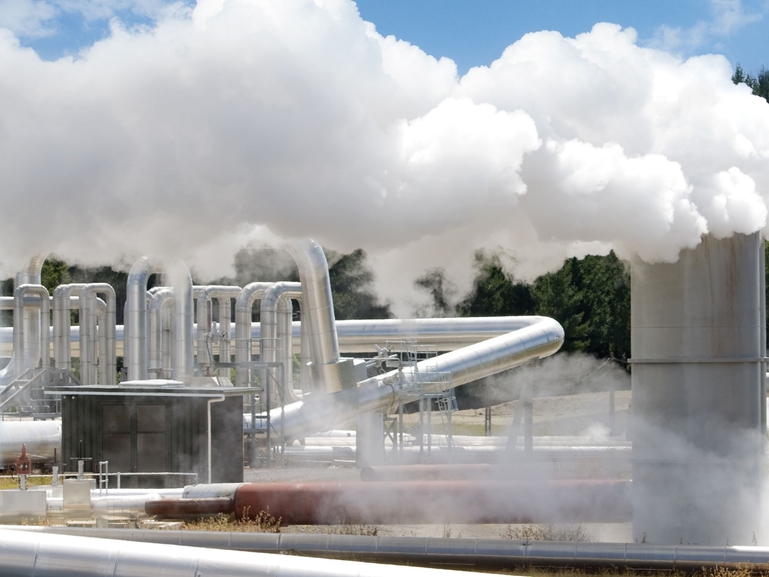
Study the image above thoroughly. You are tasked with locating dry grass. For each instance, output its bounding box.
[180,510,281,533]
[0,475,53,490]
[502,523,592,542]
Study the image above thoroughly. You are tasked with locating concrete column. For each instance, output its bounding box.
[631,233,765,545]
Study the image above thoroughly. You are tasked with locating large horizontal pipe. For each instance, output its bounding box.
[0,420,61,464]
[147,480,630,525]
[0,529,490,577]
[22,528,769,571]
[0,316,555,357]
[268,316,563,440]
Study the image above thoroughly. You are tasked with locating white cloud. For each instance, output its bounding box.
[0,0,186,38]
[650,0,765,52]
[0,0,58,37]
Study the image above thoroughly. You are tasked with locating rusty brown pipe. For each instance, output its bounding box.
[146,481,630,525]
[145,497,233,520]
[231,480,630,525]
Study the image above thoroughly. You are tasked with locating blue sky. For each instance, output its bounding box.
[3,0,767,75]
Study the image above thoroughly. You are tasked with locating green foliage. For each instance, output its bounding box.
[40,258,70,291]
[418,251,631,360]
[533,253,630,359]
[456,251,534,317]
[733,64,769,102]
[326,249,391,320]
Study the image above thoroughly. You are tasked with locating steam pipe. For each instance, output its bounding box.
[80,284,116,385]
[285,240,354,393]
[52,284,86,371]
[0,529,487,577]
[145,479,629,525]
[2,316,569,360]
[125,257,162,380]
[125,257,193,381]
[0,420,61,464]
[234,282,273,387]
[260,282,302,402]
[13,284,50,372]
[269,316,564,440]
[26,528,769,572]
[148,289,174,379]
[195,286,240,373]
[78,296,108,384]
[15,256,47,378]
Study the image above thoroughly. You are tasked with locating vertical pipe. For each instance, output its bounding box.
[125,257,193,381]
[260,283,302,404]
[234,283,273,387]
[125,257,161,381]
[15,255,47,377]
[149,289,174,379]
[13,285,50,371]
[195,287,240,374]
[284,240,353,393]
[80,284,116,385]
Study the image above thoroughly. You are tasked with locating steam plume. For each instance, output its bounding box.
[0,0,767,310]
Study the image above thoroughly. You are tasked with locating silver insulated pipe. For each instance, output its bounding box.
[0,529,487,577]
[195,285,240,373]
[79,283,116,385]
[270,315,564,440]
[234,282,273,387]
[148,289,174,379]
[13,284,50,372]
[124,257,194,381]
[260,282,302,402]
[285,239,355,393]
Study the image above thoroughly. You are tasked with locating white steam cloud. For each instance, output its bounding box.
[1,0,768,312]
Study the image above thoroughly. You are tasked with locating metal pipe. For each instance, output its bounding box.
[145,479,629,525]
[124,256,162,380]
[195,286,240,373]
[1,316,570,359]
[9,255,48,381]
[79,284,116,385]
[148,289,174,379]
[53,284,86,371]
[125,257,193,381]
[260,282,302,403]
[270,316,564,440]
[0,529,487,577]
[285,240,354,393]
[170,264,195,381]
[13,285,50,372]
[234,282,273,387]
[26,528,769,572]
[0,420,61,464]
